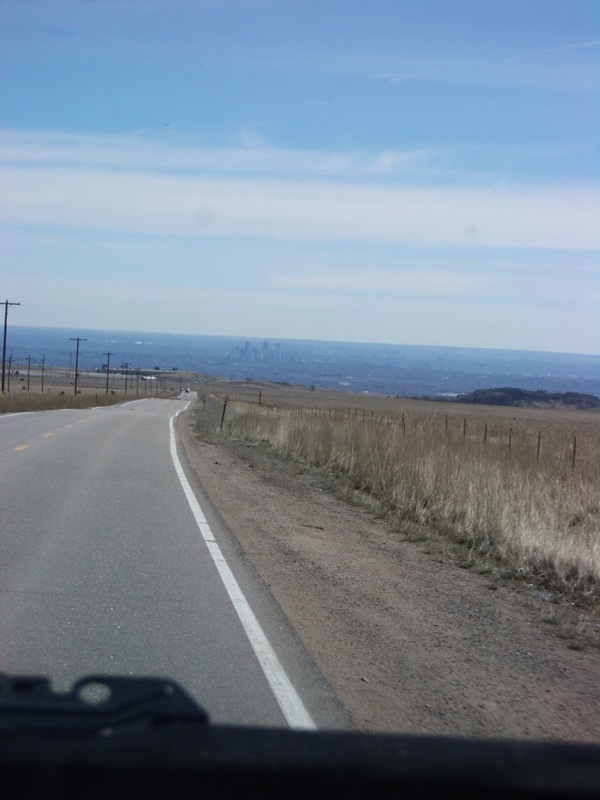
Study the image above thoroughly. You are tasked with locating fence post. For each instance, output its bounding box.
[536,431,541,464]
[463,418,467,439]
[572,435,577,470]
[484,423,488,443]
[508,428,512,451]
[220,399,228,430]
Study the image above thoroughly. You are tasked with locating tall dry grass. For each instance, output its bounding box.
[194,395,600,599]
[0,388,178,413]
[0,392,129,413]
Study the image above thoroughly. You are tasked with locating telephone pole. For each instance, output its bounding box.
[70,337,87,396]
[122,362,130,395]
[1,300,20,393]
[103,352,115,395]
[7,352,13,392]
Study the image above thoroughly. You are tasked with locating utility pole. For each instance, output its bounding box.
[70,337,87,396]
[103,352,115,395]
[1,300,20,393]
[122,363,130,395]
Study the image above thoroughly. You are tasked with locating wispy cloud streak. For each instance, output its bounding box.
[2,163,597,251]
[0,129,442,179]
[504,38,600,62]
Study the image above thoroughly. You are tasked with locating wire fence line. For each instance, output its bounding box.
[195,393,600,595]
[214,395,596,475]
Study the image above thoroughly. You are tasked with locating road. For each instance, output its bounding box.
[0,396,345,729]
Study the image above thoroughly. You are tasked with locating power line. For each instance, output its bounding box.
[1,300,20,393]
[103,352,115,395]
[70,337,87,396]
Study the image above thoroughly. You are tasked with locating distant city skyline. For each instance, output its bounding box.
[7,325,600,400]
[1,1,598,355]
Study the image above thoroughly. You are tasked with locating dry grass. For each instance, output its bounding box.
[1,366,184,413]
[193,386,600,603]
[0,391,132,413]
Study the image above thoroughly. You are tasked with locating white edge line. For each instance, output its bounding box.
[169,405,316,731]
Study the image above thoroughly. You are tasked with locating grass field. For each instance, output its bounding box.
[194,380,600,605]
[0,365,187,412]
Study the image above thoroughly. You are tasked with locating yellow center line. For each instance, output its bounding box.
[13,417,87,452]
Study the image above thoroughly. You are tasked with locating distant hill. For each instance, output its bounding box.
[455,387,600,409]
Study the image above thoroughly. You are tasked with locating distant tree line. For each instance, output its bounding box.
[455,387,600,409]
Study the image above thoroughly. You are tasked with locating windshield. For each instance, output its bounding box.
[1,0,599,746]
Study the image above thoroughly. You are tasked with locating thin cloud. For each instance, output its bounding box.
[273,269,492,297]
[369,71,433,84]
[271,258,598,306]
[0,129,581,188]
[503,39,600,63]
[2,163,597,251]
[367,47,598,92]
[550,39,600,53]
[0,129,443,180]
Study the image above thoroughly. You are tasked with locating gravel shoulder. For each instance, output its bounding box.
[178,409,600,741]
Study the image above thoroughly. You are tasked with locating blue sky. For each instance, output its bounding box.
[1,1,598,354]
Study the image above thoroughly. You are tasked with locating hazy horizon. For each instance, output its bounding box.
[10,322,600,361]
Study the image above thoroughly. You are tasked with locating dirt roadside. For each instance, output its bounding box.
[177,409,600,742]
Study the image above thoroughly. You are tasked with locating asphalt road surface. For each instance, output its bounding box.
[0,396,346,729]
